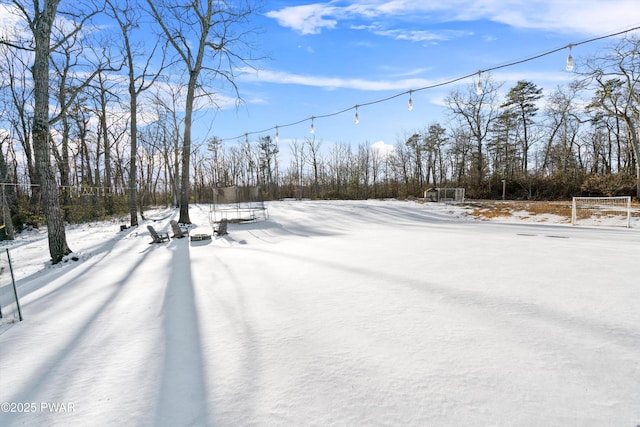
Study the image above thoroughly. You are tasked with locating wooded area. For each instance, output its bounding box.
[1,1,640,262]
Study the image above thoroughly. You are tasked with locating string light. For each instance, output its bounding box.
[219,25,640,143]
[566,44,574,71]
[354,105,359,124]
[475,71,483,95]
[275,126,279,143]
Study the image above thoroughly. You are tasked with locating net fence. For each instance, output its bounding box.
[210,185,268,223]
[571,196,631,228]
[424,188,465,202]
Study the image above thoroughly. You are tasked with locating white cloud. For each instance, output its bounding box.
[475,0,640,35]
[298,45,316,54]
[265,1,640,37]
[0,3,29,41]
[0,4,22,29]
[380,66,432,78]
[371,140,395,156]
[239,67,436,91]
[264,4,339,35]
[237,64,575,96]
[372,28,473,43]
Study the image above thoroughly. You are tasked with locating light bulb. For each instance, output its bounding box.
[565,45,574,72]
[275,126,279,143]
[310,118,315,134]
[474,71,483,95]
[354,106,359,124]
[566,53,574,71]
[408,94,413,111]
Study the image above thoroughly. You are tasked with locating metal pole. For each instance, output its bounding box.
[6,248,22,321]
[501,179,506,200]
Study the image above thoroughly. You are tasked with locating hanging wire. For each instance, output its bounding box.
[220,24,640,142]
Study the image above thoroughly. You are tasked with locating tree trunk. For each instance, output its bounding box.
[129,83,138,227]
[51,114,71,223]
[101,106,114,215]
[634,139,640,199]
[178,75,196,224]
[32,0,71,263]
[636,162,640,199]
[0,148,15,239]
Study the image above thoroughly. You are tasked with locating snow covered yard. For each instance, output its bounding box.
[1,199,639,426]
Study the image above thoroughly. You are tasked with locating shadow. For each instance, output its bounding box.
[218,234,242,245]
[197,256,262,423]
[154,242,210,426]
[351,201,466,225]
[226,214,340,240]
[13,230,140,307]
[1,246,154,420]
[6,223,155,307]
[240,245,640,354]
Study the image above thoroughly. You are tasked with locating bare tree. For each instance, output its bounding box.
[446,73,502,193]
[404,132,424,193]
[289,139,305,199]
[144,0,259,224]
[305,136,321,198]
[581,35,640,198]
[0,133,16,239]
[107,0,166,226]
[258,135,279,198]
[391,139,412,196]
[0,42,38,210]
[356,143,371,199]
[49,26,95,222]
[424,123,448,186]
[89,69,120,215]
[207,136,224,186]
[327,143,352,198]
[4,0,102,263]
[148,86,185,207]
[541,83,581,175]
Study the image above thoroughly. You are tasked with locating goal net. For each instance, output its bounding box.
[571,196,631,228]
[436,188,465,202]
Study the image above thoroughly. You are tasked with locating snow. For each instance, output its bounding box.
[1,199,639,426]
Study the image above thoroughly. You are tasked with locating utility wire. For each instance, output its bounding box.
[221,25,640,142]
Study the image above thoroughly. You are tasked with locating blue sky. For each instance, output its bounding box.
[207,0,640,155]
[2,0,640,158]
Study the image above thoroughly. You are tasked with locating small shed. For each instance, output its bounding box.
[424,188,438,202]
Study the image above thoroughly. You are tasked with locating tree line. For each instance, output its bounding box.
[1,0,639,263]
[216,36,640,203]
[0,0,258,262]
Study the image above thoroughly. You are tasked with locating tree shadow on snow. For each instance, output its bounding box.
[0,245,156,424]
[153,242,210,426]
